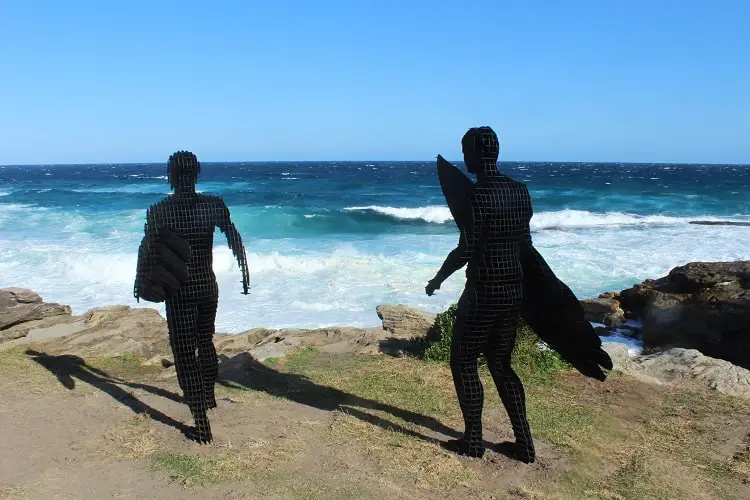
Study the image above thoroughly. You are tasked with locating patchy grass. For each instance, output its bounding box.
[100,414,163,460]
[605,449,656,499]
[151,450,376,500]
[263,356,281,366]
[282,346,323,372]
[0,484,26,500]
[0,346,52,377]
[90,353,164,380]
[729,434,750,482]
[0,346,33,371]
[213,381,277,406]
[151,433,304,487]
[532,372,750,500]
[4,340,750,499]
[286,478,372,500]
[91,353,142,370]
[0,346,70,395]
[0,347,159,395]
[326,411,476,493]
[524,385,606,450]
[151,453,212,485]
[341,359,459,423]
[267,349,750,499]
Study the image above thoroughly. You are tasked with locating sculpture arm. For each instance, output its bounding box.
[216,199,250,294]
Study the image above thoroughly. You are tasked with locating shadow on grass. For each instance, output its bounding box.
[25,349,190,435]
[217,352,461,442]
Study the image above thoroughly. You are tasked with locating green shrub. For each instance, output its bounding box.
[423,303,571,379]
[423,303,459,363]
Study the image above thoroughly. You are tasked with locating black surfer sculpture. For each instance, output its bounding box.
[428,127,613,463]
[134,151,250,443]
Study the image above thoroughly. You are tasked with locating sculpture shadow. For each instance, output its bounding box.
[216,352,461,442]
[25,349,190,435]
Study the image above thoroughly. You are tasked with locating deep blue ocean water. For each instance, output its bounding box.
[1,161,749,335]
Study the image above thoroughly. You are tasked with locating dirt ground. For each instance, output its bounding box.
[1,346,749,500]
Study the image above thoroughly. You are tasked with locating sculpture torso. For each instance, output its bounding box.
[145,192,230,299]
[467,175,533,286]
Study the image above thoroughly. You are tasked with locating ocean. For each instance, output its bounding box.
[1,161,749,336]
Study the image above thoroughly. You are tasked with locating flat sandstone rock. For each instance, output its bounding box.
[5,285,750,400]
[603,342,750,398]
[0,287,72,336]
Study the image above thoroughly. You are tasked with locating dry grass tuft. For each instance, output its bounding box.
[0,484,26,500]
[95,413,164,460]
[151,432,304,486]
[0,347,70,396]
[326,410,476,493]
[729,433,750,482]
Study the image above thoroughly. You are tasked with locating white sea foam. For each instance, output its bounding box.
[344,205,453,224]
[528,209,743,230]
[344,205,750,229]
[2,202,749,334]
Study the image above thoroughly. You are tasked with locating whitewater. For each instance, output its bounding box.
[0,161,748,334]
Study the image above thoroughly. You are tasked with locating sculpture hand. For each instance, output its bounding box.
[425,279,441,296]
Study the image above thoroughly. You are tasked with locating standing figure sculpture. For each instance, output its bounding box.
[426,127,536,463]
[134,151,250,443]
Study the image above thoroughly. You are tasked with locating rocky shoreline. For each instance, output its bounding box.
[2,260,749,398]
[580,261,750,367]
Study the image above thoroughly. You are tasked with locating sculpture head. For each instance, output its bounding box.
[167,151,201,192]
[461,126,499,177]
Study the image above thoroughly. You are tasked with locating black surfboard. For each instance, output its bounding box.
[437,155,474,229]
[435,155,613,381]
[134,225,191,303]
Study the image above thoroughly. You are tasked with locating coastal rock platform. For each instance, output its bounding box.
[4,265,750,399]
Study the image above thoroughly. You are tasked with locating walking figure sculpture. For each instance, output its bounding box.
[426,127,536,463]
[134,151,250,443]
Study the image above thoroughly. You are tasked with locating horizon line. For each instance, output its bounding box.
[2,159,749,168]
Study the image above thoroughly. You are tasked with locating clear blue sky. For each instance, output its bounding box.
[0,0,748,165]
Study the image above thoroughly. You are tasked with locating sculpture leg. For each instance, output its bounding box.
[485,297,535,463]
[166,298,212,443]
[197,295,219,409]
[446,290,494,458]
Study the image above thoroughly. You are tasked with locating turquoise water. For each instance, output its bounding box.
[1,161,749,332]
